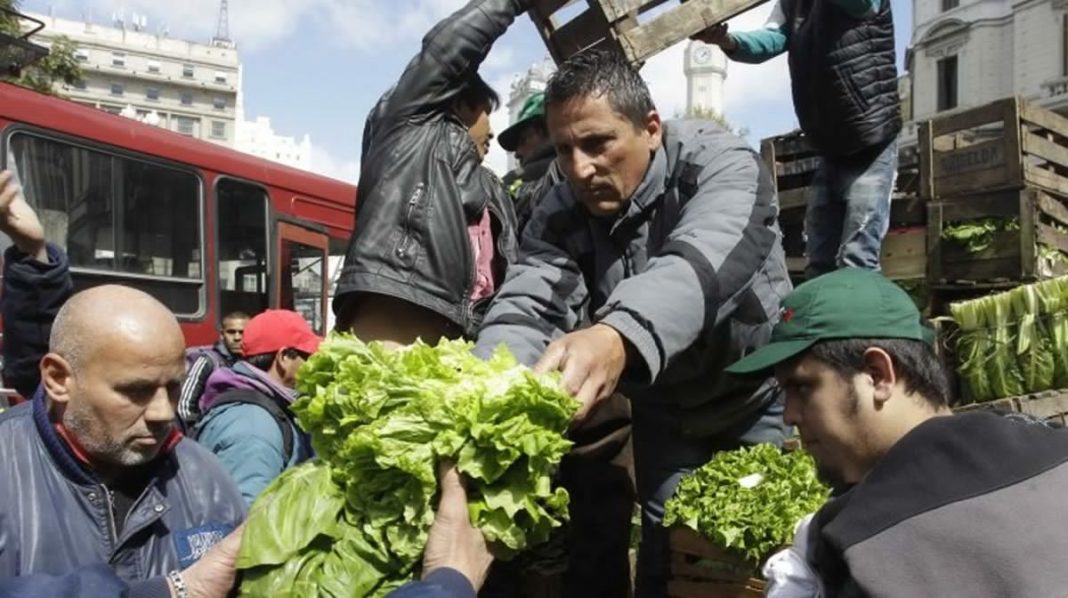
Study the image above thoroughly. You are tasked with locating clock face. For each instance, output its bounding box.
[694,46,713,65]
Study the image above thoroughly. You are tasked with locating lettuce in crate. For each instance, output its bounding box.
[663,444,830,566]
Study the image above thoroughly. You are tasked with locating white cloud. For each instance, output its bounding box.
[308,145,360,184]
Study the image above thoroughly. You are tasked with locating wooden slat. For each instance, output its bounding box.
[779,155,821,177]
[778,187,808,211]
[927,202,945,282]
[599,0,671,21]
[548,5,613,62]
[1023,131,1068,170]
[1019,188,1037,280]
[531,0,577,17]
[1037,191,1068,228]
[1002,99,1024,190]
[929,97,1015,137]
[882,227,926,280]
[785,256,806,272]
[1025,163,1068,196]
[1038,222,1068,254]
[933,165,1013,197]
[617,0,767,63]
[920,120,935,199]
[931,138,1007,179]
[1019,100,1068,138]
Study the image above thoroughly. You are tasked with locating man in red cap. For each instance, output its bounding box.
[193,309,322,504]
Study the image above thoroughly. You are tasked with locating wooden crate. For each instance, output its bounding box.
[778,201,927,282]
[927,187,1068,285]
[954,389,1068,425]
[919,96,1068,200]
[761,130,820,211]
[529,0,768,66]
[668,526,765,598]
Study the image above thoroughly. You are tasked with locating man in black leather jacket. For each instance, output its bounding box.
[332,0,526,345]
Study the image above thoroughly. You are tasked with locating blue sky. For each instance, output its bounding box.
[25,0,914,182]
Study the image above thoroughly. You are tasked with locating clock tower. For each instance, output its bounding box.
[684,40,728,118]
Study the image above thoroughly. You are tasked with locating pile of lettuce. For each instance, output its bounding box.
[662,444,829,567]
[236,335,579,597]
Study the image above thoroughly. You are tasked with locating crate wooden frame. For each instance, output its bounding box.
[954,389,1068,425]
[927,187,1068,285]
[530,0,767,65]
[919,96,1068,200]
[760,130,820,209]
[668,526,766,598]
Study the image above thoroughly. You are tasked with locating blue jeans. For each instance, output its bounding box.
[632,396,788,597]
[804,139,897,280]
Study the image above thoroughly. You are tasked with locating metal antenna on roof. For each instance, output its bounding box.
[211,0,234,49]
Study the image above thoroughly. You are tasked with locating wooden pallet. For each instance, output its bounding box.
[668,526,765,598]
[529,0,768,65]
[919,96,1068,200]
[927,186,1068,285]
[954,389,1068,425]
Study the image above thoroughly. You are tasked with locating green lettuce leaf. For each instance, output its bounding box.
[237,335,578,596]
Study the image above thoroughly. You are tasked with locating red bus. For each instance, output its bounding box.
[0,82,357,347]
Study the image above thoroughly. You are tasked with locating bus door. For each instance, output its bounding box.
[275,218,329,335]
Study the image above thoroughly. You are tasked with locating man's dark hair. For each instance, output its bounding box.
[245,352,276,372]
[456,71,500,112]
[246,348,305,372]
[808,338,953,409]
[222,311,250,322]
[544,49,655,129]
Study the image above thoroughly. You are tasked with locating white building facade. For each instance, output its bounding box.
[27,11,240,147]
[908,0,1068,125]
[235,115,312,171]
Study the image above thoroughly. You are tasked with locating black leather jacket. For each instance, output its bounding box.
[333,0,525,336]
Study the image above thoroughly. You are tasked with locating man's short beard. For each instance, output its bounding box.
[63,402,168,468]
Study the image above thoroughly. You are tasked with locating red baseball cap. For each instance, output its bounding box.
[241,309,322,357]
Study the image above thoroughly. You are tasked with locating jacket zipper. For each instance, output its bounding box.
[397,183,425,261]
[102,485,119,553]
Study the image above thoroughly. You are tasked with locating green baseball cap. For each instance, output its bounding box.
[726,268,934,375]
[499,92,546,152]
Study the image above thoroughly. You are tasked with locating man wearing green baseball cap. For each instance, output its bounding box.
[499,92,561,233]
[728,268,1068,597]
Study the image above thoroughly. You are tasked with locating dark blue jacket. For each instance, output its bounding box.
[389,568,477,598]
[0,395,247,598]
[1,243,73,399]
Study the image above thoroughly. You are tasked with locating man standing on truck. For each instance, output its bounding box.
[499,92,561,235]
[693,0,901,280]
[332,0,531,346]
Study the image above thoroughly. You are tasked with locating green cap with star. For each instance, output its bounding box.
[726,268,934,375]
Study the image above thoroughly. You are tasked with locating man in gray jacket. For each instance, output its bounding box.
[475,49,791,596]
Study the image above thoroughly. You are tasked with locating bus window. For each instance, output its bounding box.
[280,239,326,333]
[8,133,203,315]
[216,178,269,319]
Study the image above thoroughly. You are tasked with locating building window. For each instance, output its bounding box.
[937,55,958,111]
[180,92,194,106]
[214,71,227,84]
[8,133,205,314]
[112,52,125,68]
[213,97,226,110]
[145,88,160,101]
[942,0,959,10]
[110,83,124,96]
[73,79,87,90]
[211,121,226,139]
[74,48,89,62]
[147,60,161,74]
[182,63,194,78]
[176,116,197,136]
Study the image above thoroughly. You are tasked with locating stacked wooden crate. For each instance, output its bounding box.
[921,96,1068,289]
[667,527,766,598]
[528,0,768,65]
[760,132,927,290]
